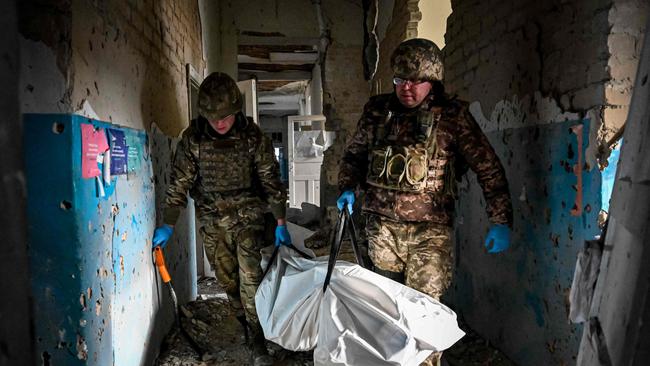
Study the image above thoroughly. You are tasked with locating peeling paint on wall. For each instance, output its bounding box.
[448,95,602,366]
[570,125,584,217]
[470,92,602,171]
[24,114,162,365]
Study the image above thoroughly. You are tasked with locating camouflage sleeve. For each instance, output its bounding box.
[455,104,513,226]
[162,129,198,226]
[338,100,373,192]
[255,132,287,220]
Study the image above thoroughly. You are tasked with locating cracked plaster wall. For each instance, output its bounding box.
[604,0,649,144]
[442,0,647,365]
[69,0,204,136]
[18,1,204,364]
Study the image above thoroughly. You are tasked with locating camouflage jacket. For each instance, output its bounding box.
[338,93,512,226]
[163,114,286,226]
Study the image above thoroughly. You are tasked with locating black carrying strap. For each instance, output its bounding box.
[261,243,313,281]
[322,209,366,293]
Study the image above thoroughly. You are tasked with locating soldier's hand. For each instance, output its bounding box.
[152,224,174,249]
[275,224,292,247]
[336,190,355,214]
[484,224,511,253]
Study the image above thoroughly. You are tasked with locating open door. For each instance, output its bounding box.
[287,114,329,208]
[237,79,258,124]
[186,64,212,280]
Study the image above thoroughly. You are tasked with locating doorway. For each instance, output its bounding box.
[287,114,329,208]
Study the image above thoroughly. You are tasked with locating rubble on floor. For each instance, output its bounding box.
[285,202,322,230]
[156,276,515,366]
[445,325,517,366]
[155,282,312,366]
[303,228,365,264]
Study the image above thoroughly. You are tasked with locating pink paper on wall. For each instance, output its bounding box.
[81,123,109,179]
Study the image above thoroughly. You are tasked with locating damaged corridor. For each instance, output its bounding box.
[2,0,650,365]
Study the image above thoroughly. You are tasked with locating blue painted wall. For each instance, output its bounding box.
[23,114,189,365]
[447,119,601,365]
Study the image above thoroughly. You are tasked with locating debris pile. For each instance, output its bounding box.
[444,326,516,366]
[155,284,313,366]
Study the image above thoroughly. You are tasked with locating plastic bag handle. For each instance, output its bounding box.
[322,209,367,293]
[261,243,314,281]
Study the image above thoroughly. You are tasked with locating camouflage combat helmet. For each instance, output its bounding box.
[390,38,443,82]
[198,72,243,121]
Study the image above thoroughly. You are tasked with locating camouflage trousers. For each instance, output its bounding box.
[366,214,453,366]
[199,208,266,333]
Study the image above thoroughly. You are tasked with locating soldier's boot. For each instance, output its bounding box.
[235,314,250,344]
[251,336,273,366]
[250,326,273,366]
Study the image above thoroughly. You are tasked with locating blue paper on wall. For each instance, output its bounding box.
[108,129,128,175]
[125,133,143,172]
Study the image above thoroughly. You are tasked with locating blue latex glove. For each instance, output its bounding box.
[484,224,511,253]
[152,224,173,249]
[336,190,355,214]
[275,225,292,247]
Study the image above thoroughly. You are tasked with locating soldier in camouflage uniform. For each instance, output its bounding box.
[337,38,513,366]
[152,72,290,366]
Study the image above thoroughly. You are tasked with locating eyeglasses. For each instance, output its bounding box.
[392,77,425,87]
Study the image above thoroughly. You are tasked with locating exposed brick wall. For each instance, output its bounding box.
[70,0,204,134]
[320,42,372,222]
[440,1,647,365]
[323,43,371,137]
[372,0,421,94]
[445,0,611,114]
[444,0,646,151]
[605,0,649,142]
[319,0,421,221]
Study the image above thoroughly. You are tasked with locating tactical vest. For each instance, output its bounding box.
[366,104,455,196]
[196,122,255,193]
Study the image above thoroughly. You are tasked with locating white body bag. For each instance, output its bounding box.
[255,244,465,366]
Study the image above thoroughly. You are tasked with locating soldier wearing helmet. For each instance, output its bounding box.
[152,72,289,366]
[337,39,513,366]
